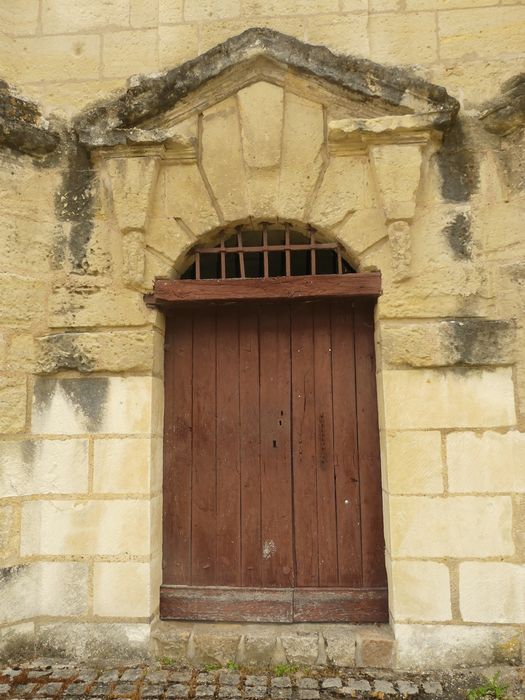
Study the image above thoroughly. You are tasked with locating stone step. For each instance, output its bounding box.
[152,622,394,669]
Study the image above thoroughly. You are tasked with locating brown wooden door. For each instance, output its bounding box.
[161,299,387,622]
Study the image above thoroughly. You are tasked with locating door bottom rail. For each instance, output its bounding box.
[160,585,388,623]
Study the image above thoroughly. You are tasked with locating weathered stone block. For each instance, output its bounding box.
[93,562,151,617]
[16,35,101,83]
[191,631,241,665]
[0,275,46,325]
[242,633,276,665]
[122,230,146,287]
[389,495,514,558]
[381,368,516,429]
[32,376,161,436]
[184,0,240,22]
[41,0,130,33]
[369,12,438,64]
[238,82,284,169]
[307,14,369,56]
[105,155,159,232]
[281,631,318,665]
[0,376,26,433]
[0,439,88,497]
[159,24,198,67]
[324,629,356,667]
[36,622,150,661]
[448,430,525,493]
[0,505,19,563]
[93,437,157,494]
[21,499,151,556]
[130,0,158,28]
[390,561,452,622]
[459,562,525,624]
[164,163,219,237]
[1,0,39,35]
[355,627,394,668]
[37,330,158,374]
[369,143,424,220]
[49,285,152,328]
[383,430,443,495]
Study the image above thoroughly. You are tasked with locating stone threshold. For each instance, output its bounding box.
[152,622,394,669]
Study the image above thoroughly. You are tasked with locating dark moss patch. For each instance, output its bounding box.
[74,27,458,145]
[437,120,479,202]
[443,212,472,260]
[54,135,95,272]
[448,319,515,366]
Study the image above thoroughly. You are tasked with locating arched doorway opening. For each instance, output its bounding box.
[150,222,386,623]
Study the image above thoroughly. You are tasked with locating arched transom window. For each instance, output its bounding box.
[181,223,355,280]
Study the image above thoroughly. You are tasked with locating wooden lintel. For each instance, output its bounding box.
[146,273,381,307]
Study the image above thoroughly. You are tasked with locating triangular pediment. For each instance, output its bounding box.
[76,28,458,148]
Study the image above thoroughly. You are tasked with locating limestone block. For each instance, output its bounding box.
[159,24,200,69]
[242,633,276,665]
[0,562,88,624]
[184,0,240,21]
[355,627,394,669]
[0,275,46,325]
[7,334,36,373]
[389,495,514,558]
[408,0,493,8]
[0,439,88,497]
[0,376,27,434]
[103,29,159,79]
[192,631,241,665]
[49,285,152,328]
[153,625,191,661]
[147,217,195,264]
[159,0,184,24]
[481,202,524,254]
[394,623,522,670]
[36,622,150,661]
[0,0,39,35]
[381,368,516,429]
[93,437,153,494]
[202,98,249,222]
[369,144,424,221]
[438,7,525,61]
[333,208,386,259]
[41,0,129,33]
[164,163,219,237]
[310,156,375,229]
[122,230,146,287]
[21,499,151,556]
[238,82,284,169]
[383,431,443,495]
[16,35,101,83]
[131,0,158,28]
[244,0,338,13]
[369,12,438,65]
[448,431,525,494]
[324,629,356,667]
[94,562,151,618]
[388,221,411,281]
[281,632,319,665]
[390,561,451,622]
[245,168,280,219]
[0,504,19,563]
[278,92,324,220]
[1,218,56,274]
[37,330,157,374]
[307,14,369,56]
[105,156,160,232]
[379,319,516,368]
[32,376,160,436]
[459,562,525,624]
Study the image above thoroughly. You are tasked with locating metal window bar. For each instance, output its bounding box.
[189,224,353,280]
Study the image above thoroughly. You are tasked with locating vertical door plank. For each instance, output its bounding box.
[291,304,319,586]
[191,308,217,585]
[330,302,362,587]
[291,303,318,587]
[216,306,241,586]
[163,312,193,585]
[259,304,294,588]
[313,302,338,586]
[354,300,386,588]
[239,306,262,587]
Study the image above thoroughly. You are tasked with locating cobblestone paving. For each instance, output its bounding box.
[0,661,523,700]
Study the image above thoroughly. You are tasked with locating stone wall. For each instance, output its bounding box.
[0,0,524,671]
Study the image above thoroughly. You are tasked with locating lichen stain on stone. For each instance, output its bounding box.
[449,319,515,366]
[437,120,479,202]
[443,212,472,260]
[54,135,95,273]
[0,564,26,583]
[33,377,108,432]
[39,334,95,374]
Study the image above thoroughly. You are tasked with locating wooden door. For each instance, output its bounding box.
[161,299,387,622]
